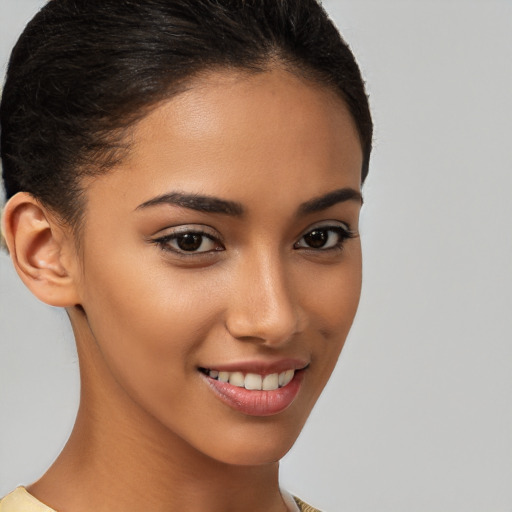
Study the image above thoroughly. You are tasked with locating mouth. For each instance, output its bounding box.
[198,363,307,417]
[199,368,296,391]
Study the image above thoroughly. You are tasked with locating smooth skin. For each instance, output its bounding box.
[2,68,363,512]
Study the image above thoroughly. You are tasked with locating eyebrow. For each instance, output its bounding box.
[136,187,362,217]
[136,192,244,216]
[298,188,363,215]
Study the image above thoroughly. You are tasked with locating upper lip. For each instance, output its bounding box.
[199,358,309,376]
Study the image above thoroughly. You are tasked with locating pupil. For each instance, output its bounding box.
[305,230,327,248]
[177,233,202,251]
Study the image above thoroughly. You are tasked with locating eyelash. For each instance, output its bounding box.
[152,224,355,256]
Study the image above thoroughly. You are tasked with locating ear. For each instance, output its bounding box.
[2,192,81,307]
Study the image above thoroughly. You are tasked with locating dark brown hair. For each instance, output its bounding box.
[1,0,372,230]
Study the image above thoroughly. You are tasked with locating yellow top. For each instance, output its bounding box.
[0,488,55,512]
[0,487,322,512]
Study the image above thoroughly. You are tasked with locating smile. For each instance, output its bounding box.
[200,369,295,391]
[199,365,306,416]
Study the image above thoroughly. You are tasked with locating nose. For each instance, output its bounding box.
[225,249,303,346]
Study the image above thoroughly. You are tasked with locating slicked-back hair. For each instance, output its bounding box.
[1,0,373,230]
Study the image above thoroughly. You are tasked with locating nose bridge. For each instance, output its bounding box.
[226,244,301,345]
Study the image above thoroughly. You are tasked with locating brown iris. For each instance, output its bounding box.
[176,233,203,251]
[303,229,329,249]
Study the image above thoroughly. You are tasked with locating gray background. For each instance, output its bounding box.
[1,1,512,510]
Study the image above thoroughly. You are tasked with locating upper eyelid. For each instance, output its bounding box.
[299,220,353,235]
[152,224,222,239]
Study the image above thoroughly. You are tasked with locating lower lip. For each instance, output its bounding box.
[201,370,304,417]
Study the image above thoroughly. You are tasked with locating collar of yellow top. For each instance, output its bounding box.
[0,487,55,512]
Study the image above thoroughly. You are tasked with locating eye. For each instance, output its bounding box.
[152,228,224,255]
[294,224,354,251]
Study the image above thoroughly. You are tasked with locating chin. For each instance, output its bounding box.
[191,414,307,467]
[210,440,296,467]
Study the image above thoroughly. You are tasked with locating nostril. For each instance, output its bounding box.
[225,311,301,346]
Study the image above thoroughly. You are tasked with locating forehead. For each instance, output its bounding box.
[84,67,363,214]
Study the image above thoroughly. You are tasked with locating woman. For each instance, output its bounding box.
[0,0,372,511]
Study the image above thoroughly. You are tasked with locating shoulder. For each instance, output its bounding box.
[293,495,324,512]
[0,488,56,512]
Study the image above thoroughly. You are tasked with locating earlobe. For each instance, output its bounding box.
[2,192,81,307]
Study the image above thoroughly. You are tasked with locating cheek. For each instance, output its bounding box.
[304,246,362,334]
[77,247,226,395]
[298,246,362,378]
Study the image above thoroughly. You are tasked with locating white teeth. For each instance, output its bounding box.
[244,373,262,390]
[262,373,279,391]
[207,369,295,390]
[218,371,230,383]
[281,369,295,387]
[228,371,245,388]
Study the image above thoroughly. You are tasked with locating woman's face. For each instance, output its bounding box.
[72,68,363,465]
